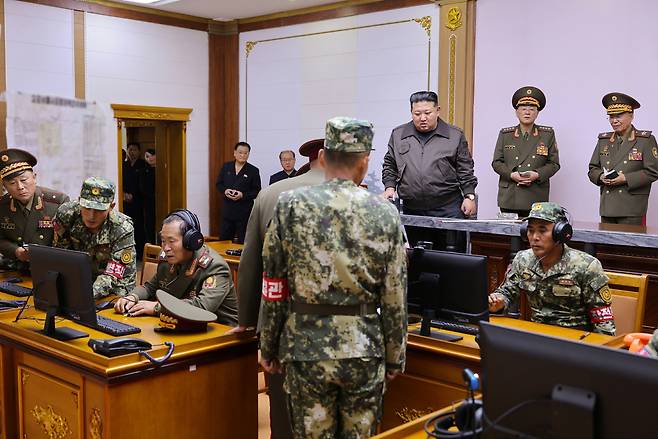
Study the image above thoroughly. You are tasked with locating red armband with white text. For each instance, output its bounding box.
[262,274,289,301]
[589,306,614,323]
[104,261,126,279]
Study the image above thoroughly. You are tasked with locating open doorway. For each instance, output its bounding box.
[112,104,192,259]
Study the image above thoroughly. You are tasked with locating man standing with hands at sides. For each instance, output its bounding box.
[0,149,69,271]
[588,92,658,225]
[260,117,407,438]
[488,202,616,336]
[492,86,560,218]
[216,142,261,243]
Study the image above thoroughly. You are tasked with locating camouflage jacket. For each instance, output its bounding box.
[131,245,238,326]
[260,178,408,371]
[53,200,136,298]
[495,245,616,335]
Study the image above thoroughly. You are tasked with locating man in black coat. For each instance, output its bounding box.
[269,149,296,185]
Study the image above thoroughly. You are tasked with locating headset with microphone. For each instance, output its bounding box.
[166,209,204,251]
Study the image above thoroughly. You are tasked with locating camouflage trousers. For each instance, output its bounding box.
[284,358,385,439]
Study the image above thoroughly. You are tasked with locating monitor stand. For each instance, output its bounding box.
[410,309,463,342]
[40,271,88,341]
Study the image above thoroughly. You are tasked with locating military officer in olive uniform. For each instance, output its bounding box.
[489,202,616,336]
[492,86,560,218]
[0,149,69,271]
[588,92,658,224]
[114,209,238,326]
[53,177,136,299]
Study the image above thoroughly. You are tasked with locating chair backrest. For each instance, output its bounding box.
[606,271,648,334]
[140,243,162,285]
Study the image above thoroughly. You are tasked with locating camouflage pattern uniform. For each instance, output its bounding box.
[53,177,136,299]
[261,117,407,438]
[494,202,616,335]
[129,245,238,326]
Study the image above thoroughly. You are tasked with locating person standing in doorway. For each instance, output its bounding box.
[122,142,146,257]
[139,149,156,244]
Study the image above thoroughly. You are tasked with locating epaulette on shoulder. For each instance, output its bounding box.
[537,125,553,131]
[500,126,515,133]
[41,188,68,204]
[197,252,213,269]
[636,130,652,138]
[598,132,613,139]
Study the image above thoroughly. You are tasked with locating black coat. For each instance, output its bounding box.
[216,161,261,220]
[269,169,296,185]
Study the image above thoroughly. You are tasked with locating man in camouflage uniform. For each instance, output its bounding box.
[489,202,616,335]
[639,330,658,358]
[260,117,408,438]
[0,149,69,271]
[114,209,238,326]
[492,86,560,218]
[53,177,136,299]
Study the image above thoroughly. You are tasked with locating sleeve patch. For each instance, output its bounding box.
[598,286,612,304]
[262,275,289,301]
[589,306,614,323]
[120,249,134,264]
[202,276,217,289]
[104,261,126,279]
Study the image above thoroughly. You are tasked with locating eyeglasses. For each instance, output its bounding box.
[280,158,295,163]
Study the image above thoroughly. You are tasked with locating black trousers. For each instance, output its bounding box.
[219,217,248,243]
[403,195,467,253]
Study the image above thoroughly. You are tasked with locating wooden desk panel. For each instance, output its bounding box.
[207,240,242,289]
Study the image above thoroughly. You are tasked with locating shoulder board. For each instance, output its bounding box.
[500,126,515,133]
[598,132,613,139]
[0,194,10,205]
[197,252,213,269]
[537,125,553,131]
[40,189,68,204]
[636,130,652,138]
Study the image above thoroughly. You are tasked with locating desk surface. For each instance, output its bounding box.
[207,240,243,265]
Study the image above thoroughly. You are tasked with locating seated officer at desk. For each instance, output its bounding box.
[53,177,136,299]
[488,202,616,335]
[114,209,238,326]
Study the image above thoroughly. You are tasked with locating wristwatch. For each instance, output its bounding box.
[464,193,476,201]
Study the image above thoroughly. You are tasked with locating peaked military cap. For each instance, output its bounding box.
[156,290,217,332]
[79,177,115,210]
[0,148,37,180]
[602,92,640,115]
[324,117,374,153]
[525,202,568,224]
[299,138,324,159]
[512,86,546,111]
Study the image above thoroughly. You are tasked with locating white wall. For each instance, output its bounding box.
[474,0,658,225]
[239,4,439,192]
[84,14,210,231]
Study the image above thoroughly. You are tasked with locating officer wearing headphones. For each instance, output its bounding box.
[114,209,238,326]
[488,202,616,335]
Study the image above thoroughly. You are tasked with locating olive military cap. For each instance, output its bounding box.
[602,92,640,115]
[525,202,568,224]
[512,86,546,111]
[0,148,37,180]
[79,177,115,210]
[156,290,217,332]
[324,117,374,153]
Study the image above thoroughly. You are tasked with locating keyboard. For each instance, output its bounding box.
[431,320,480,336]
[93,315,141,336]
[0,299,26,309]
[0,281,33,297]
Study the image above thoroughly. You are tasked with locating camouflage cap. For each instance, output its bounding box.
[525,202,567,223]
[324,117,374,153]
[79,177,115,210]
[156,290,217,332]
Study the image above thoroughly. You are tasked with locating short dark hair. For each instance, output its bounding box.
[235,142,251,151]
[323,150,369,169]
[162,214,187,237]
[279,150,295,160]
[127,142,140,150]
[146,148,156,155]
[410,91,439,109]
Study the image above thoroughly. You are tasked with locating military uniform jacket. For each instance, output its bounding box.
[238,168,325,328]
[53,201,136,298]
[495,245,616,335]
[260,178,408,371]
[588,127,658,217]
[491,124,560,210]
[131,245,238,326]
[0,186,69,268]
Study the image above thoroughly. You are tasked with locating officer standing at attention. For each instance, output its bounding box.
[489,202,616,335]
[53,177,136,299]
[260,117,407,438]
[114,209,238,326]
[0,149,69,270]
[588,92,658,224]
[492,86,560,218]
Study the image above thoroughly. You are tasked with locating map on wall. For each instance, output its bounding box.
[3,92,108,199]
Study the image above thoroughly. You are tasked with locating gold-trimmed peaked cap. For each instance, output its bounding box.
[512,86,546,111]
[602,92,640,115]
[324,117,374,153]
[79,177,115,210]
[156,290,217,332]
[0,148,37,180]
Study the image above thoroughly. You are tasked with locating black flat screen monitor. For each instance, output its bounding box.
[30,244,96,340]
[480,322,658,439]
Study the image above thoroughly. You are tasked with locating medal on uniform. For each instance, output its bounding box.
[536,143,548,156]
[629,148,643,161]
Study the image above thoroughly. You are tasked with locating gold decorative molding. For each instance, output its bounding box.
[395,406,434,423]
[413,16,432,38]
[21,371,29,385]
[111,104,192,122]
[245,41,258,57]
[448,34,457,124]
[72,393,78,408]
[31,405,72,439]
[445,6,463,31]
[90,408,103,439]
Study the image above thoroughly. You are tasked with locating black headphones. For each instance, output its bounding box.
[520,209,573,244]
[167,209,204,251]
[424,369,484,438]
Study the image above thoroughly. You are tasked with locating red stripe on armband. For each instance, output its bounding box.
[262,275,289,301]
[104,261,126,279]
[589,305,614,323]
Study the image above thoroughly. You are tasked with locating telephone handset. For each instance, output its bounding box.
[88,337,152,357]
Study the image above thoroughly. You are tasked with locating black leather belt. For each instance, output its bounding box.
[291,302,378,316]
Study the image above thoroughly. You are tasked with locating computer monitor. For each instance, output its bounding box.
[480,322,658,439]
[29,244,96,340]
[407,248,489,338]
